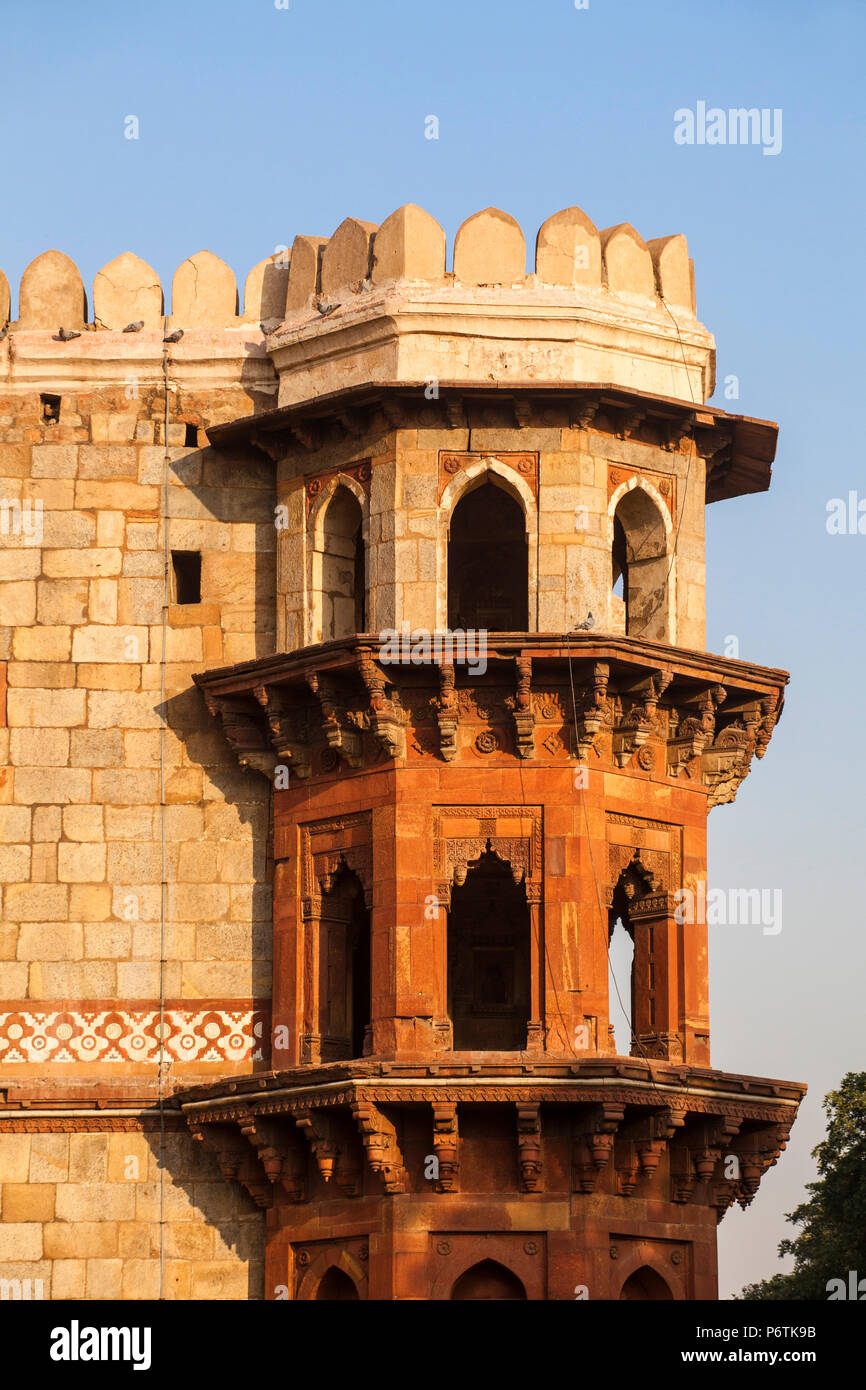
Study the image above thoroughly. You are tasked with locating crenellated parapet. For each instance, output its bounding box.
[0,204,713,405]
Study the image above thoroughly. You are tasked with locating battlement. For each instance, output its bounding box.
[0,205,715,406]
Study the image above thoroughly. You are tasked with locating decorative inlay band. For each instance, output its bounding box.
[0,1006,267,1063]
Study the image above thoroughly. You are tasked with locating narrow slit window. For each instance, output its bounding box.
[171,550,201,605]
[184,423,198,447]
[41,393,61,426]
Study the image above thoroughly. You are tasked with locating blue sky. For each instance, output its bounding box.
[3,0,865,1297]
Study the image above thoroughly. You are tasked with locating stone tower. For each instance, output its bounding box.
[0,205,803,1301]
[179,205,804,1300]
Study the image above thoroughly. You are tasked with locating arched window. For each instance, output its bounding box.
[619,1266,673,1300]
[609,854,662,1058]
[611,488,669,640]
[447,846,530,1051]
[317,863,371,1061]
[448,481,528,631]
[320,486,365,640]
[451,1259,528,1301]
[315,1267,360,1301]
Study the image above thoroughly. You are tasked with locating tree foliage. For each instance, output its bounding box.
[739,1072,866,1300]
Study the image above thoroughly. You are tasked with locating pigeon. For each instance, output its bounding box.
[163,328,184,343]
[53,327,81,342]
[316,299,339,317]
[358,277,373,293]
[0,328,7,342]
[123,320,144,333]
[259,321,270,335]
[571,612,595,632]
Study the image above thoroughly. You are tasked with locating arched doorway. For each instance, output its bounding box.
[447,480,528,630]
[611,486,669,640]
[319,485,365,639]
[619,1266,673,1300]
[451,1259,528,1300]
[447,847,531,1051]
[317,863,371,1060]
[315,1266,360,1300]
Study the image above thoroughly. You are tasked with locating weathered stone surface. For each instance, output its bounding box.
[285,235,327,312]
[170,250,238,327]
[17,250,87,329]
[320,218,378,297]
[453,207,525,284]
[93,252,163,330]
[601,222,656,298]
[536,206,602,287]
[647,233,694,311]
[243,253,290,327]
[372,204,446,283]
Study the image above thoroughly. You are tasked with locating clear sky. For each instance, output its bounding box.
[3,0,864,1298]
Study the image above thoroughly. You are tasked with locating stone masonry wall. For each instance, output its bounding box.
[0,378,274,1298]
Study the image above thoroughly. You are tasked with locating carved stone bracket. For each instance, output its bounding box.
[572,1103,625,1193]
[505,655,535,759]
[667,684,725,778]
[356,646,406,759]
[253,684,312,780]
[431,1102,460,1193]
[292,1105,342,1186]
[613,668,672,768]
[572,661,609,762]
[516,1103,543,1193]
[435,664,459,761]
[189,1117,273,1209]
[350,1100,406,1194]
[203,693,277,781]
[307,672,364,769]
[238,1114,307,1203]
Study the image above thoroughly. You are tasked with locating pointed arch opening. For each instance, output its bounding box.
[611,486,669,641]
[451,1259,528,1301]
[608,854,661,1058]
[319,485,365,640]
[447,479,528,631]
[447,846,531,1051]
[315,1266,360,1301]
[619,1266,673,1300]
[318,863,371,1061]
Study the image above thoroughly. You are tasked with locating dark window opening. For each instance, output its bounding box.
[451,1260,528,1301]
[183,422,198,447]
[315,1267,359,1301]
[41,394,61,426]
[619,1267,673,1301]
[321,486,365,640]
[171,550,201,605]
[319,863,371,1061]
[447,846,530,1051]
[447,481,528,631]
[353,521,366,632]
[612,489,668,640]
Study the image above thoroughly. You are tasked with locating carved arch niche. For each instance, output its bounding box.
[604,813,708,1066]
[300,812,373,1064]
[433,806,543,1053]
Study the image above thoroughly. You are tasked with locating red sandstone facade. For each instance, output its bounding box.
[178,383,805,1302]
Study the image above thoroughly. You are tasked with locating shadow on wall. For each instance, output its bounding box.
[143,1127,266,1300]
